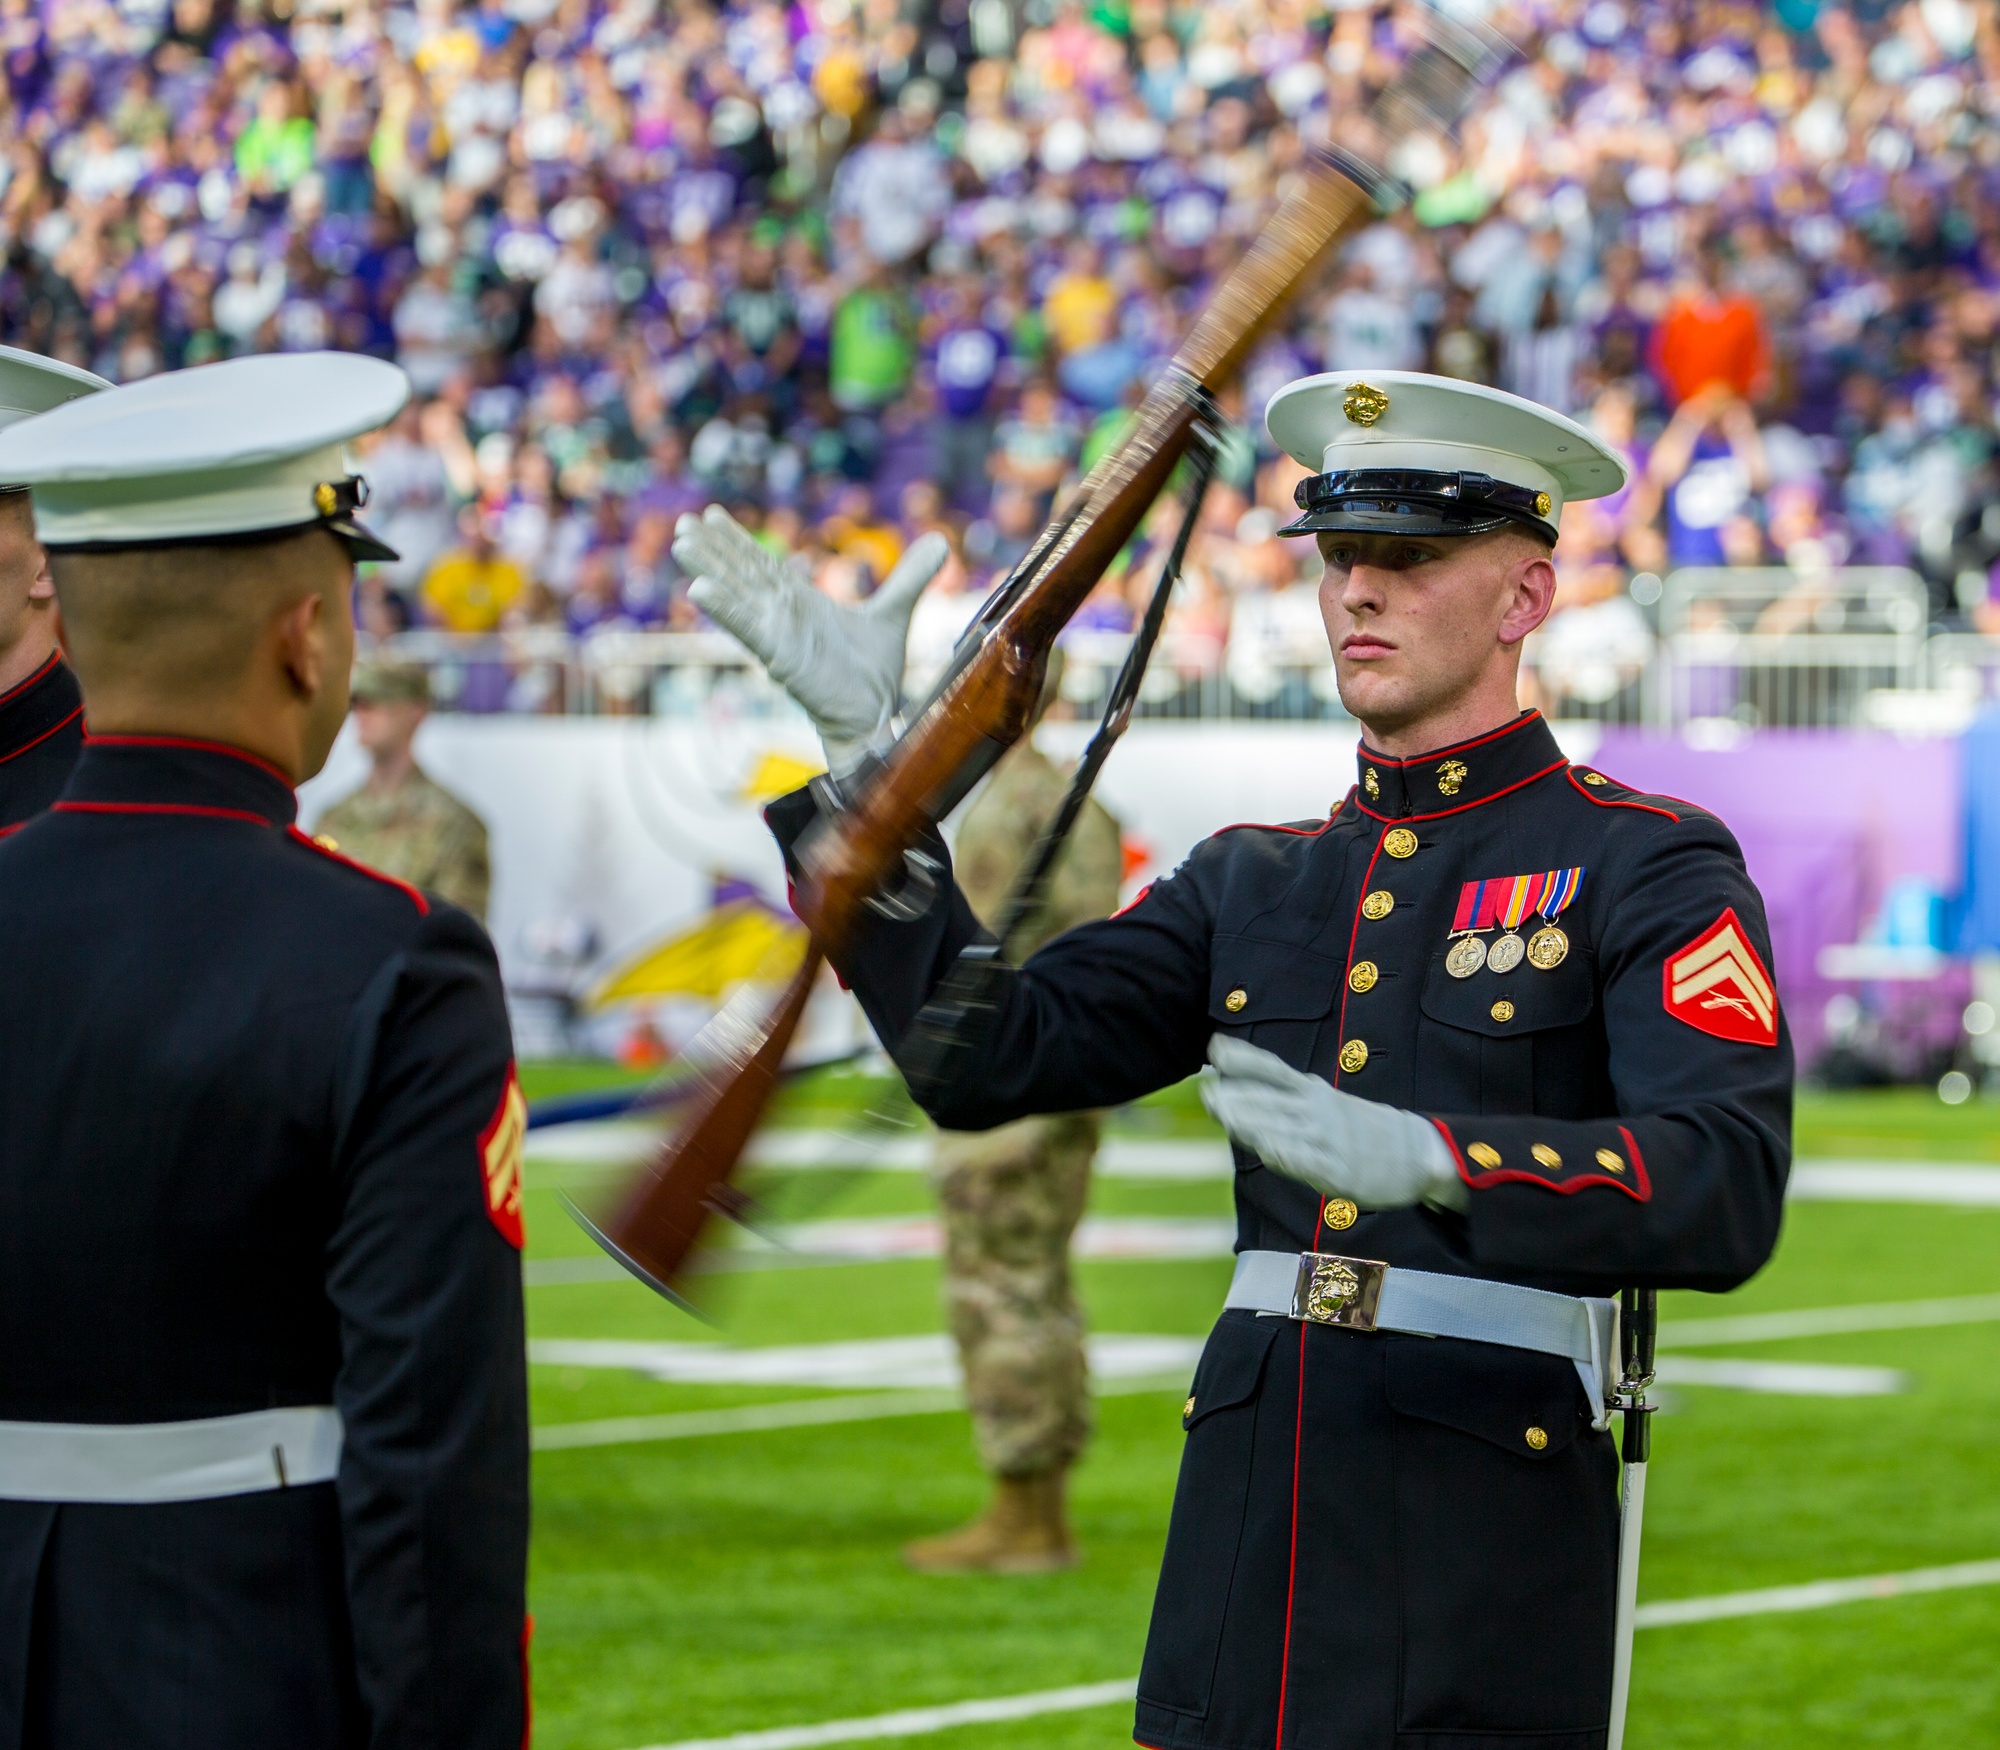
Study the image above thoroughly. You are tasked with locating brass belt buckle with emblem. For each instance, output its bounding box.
[1291,1252,1390,1331]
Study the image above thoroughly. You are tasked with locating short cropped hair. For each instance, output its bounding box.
[51,529,330,700]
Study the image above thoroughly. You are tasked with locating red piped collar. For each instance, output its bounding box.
[1353,711,1564,820]
[0,652,82,762]
[55,735,297,826]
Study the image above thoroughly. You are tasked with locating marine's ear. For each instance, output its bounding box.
[1496,540,1558,649]
[274,585,330,702]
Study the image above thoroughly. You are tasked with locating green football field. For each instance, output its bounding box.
[518,1067,2000,1749]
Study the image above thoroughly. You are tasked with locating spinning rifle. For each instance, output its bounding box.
[569,10,1513,1304]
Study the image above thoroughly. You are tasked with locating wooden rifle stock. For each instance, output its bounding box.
[584,158,1384,1298]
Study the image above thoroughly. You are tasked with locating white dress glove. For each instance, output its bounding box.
[674,505,947,779]
[1199,1036,1469,1214]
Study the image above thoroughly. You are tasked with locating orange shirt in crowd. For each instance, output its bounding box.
[1652,290,1770,406]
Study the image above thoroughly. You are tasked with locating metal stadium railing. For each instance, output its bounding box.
[373,566,2000,733]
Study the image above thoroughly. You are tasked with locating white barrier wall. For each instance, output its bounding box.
[301,713,1607,1001]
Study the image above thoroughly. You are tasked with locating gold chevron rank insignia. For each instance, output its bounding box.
[478,1064,528,1248]
[1664,908,1778,1047]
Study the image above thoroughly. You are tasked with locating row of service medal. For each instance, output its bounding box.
[1445,925,1569,977]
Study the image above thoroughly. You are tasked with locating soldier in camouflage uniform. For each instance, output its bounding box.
[315,657,492,920]
[905,658,1124,1574]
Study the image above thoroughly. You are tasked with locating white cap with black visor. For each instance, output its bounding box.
[1266,370,1629,547]
[0,351,410,562]
[0,345,112,491]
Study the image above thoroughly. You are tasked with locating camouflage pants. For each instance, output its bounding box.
[931,1113,1098,1479]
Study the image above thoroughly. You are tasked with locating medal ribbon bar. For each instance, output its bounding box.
[1452,867,1587,933]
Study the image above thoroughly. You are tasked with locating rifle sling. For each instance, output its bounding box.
[898,427,1221,1102]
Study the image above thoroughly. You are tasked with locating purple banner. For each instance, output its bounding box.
[1585,731,1962,1065]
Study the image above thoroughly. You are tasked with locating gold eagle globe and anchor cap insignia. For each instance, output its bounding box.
[1342,382,1390,426]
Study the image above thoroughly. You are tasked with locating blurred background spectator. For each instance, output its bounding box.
[7,0,2000,699]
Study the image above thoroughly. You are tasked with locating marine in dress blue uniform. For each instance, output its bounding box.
[0,354,530,1750]
[0,347,108,835]
[754,374,1793,1749]
[0,649,82,833]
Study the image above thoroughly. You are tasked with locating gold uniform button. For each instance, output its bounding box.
[1581,771,1608,785]
[1338,1039,1369,1074]
[1382,827,1418,859]
[1595,1148,1626,1174]
[1361,889,1395,920]
[1525,1426,1549,1451]
[1348,960,1378,993]
[1225,988,1249,1013]
[1325,1197,1358,1231]
[1468,1141,1502,1170]
[313,833,340,851]
[1532,1143,1563,1172]
[1490,999,1515,1023]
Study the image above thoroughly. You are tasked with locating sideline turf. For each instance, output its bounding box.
[519,1071,2000,1749]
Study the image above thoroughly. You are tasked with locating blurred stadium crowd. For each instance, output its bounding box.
[6,0,2000,708]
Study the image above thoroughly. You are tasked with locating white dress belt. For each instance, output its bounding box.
[0,1406,344,1503]
[1225,1250,1617,1427]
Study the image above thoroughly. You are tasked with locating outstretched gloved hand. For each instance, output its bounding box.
[1199,1036,1469,1213]
[673,504,949,779]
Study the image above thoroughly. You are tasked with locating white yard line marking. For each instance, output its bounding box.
[531,1374,1185,1453]
[1652,1357,1905,1396]
[1631,1557,2000,1627]
[627,1561,2000,1750]
[631,1678,1138,1750]
[533,1392,961,1452]
[525,1126,1232,1178]
[525,1254,630,1285]
[531,1332,1898,1399]
[529,1331,1911,1451]
[530,1333,1203,1392]
[530,1127,2000,1199]
[523,1217,1235,1283]
[716,1216,1234,1263]
[1789,1163,2000,1206]
[1661,1292,2000,1347]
